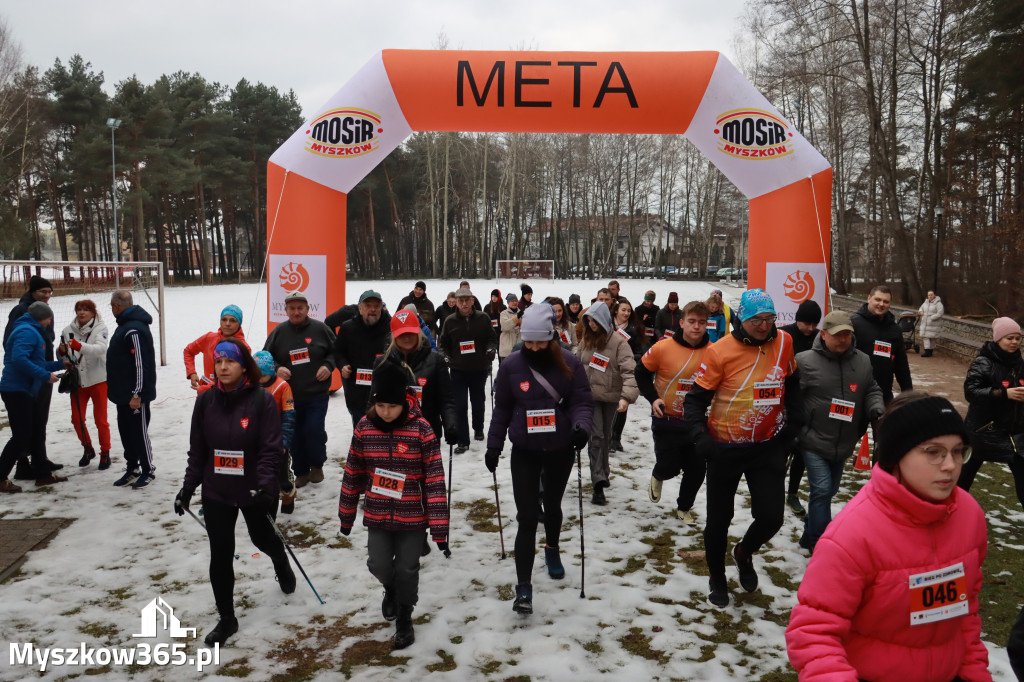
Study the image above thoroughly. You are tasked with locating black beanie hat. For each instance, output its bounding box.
[491,289,501,298]
[874,394,970,473]
[29,275,52,292]
[568,293,581,305]
[795,299,822,325]
[415,281,426,291]
[371,361,410,406]
[521,283,533,296]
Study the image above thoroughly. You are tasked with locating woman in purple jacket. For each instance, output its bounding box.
[485,304,594,615]
[173,338,295,646]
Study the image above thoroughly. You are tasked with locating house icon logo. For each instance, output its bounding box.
[134,596,197,638]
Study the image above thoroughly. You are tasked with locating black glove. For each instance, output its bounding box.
[252,488,277,512]
[339,526,351,537]
[444,426,460,445]
[485,448,501,472]
[436,541,451,558]
[174,487,194,516]
[570,426,589,449]
[693,432,716,460]
[486,349,496,363]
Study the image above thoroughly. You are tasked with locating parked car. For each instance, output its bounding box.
[705,265,721,277]
[717,268,739,278]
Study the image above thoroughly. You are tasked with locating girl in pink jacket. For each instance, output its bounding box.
[787,392,990,682]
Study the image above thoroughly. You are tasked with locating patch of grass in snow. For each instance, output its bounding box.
[83,664,113,675]
[647,575,667,585]
[582,638,603,653]
[611,555,645,576]
[270,612,399,681]
[107,586,133,601]
[465,497,501,532]
[279,522,327,548]
[60,605,84,616]
[497,584,515,601]
[478,659,502,674]
[78,621,119,644]
[500,677,531,682]
[149,571,167,582]
[762,564,799,593]
[641,529,677,574]
[425,649,457,672]
[218,656,255,677]
[617,626,669,664]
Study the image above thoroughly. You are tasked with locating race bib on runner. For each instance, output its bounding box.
[371,467,406,499]
[909,562,968,626]
[662,332,673,340]
[752,381,783,408]
[829,398,856,422]
[559,330,570,344]
[526,409,556,433]
[410,384,423,404]
[616,329,631,341]
[873,340,893,359]
[676,378,694,394]
[355,369,373,386]
[589,353,610,372]
[459,340,476,355]
[644,327,654,338]
[289,347,310,365]
[214,449,244,476]
[491,319,499,328]
[707,320,717,330]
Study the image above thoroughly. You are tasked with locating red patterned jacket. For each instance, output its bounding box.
[338,406,448,540]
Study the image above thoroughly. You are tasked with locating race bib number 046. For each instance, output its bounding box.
[909,562,969,626]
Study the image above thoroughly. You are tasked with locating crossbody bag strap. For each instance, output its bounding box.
[528,367,564,407]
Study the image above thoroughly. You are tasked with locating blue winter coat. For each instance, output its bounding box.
[487,347,594,452]
[0,313,63,396]
[107,305,157,404]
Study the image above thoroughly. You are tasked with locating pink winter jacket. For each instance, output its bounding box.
[786,465,990,682]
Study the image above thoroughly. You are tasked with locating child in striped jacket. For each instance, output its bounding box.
[338,360,449,650]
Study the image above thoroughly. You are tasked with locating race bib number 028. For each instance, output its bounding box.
[909,562,969,626]
[526,409,556,433]
[371,467,406,499]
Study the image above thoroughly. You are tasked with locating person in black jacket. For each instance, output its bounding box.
[957,317,1024,510]
[637,291,660,351]
[434,292,458,334]
[3,275,61,478]
[397,281,436,331]
[107,290,158,489]
[850,285,912,404]
[654,292,682,341]
[439,287,496,453]
[174,338,294,646]
[335,290,392,426]
[376,310,458,445]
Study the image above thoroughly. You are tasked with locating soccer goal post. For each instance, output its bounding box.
[0,261,167,366]
[494,260,556,280]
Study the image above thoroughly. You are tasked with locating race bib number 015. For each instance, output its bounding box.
[526,409,556,433]
[909,562,969,626]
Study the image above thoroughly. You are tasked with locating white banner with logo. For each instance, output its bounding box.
[765,262,828,325]
[683,55,831,200]
[269,254,327,323]
[268,52,412,194]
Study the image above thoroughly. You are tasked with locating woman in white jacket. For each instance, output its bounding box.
[57,300,111,469]
[917,290,944,358]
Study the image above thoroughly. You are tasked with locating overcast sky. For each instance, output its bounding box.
[3,0,749,118]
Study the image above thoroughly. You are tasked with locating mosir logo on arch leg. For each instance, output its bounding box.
[766,262,827,325]
[269,254,327,323]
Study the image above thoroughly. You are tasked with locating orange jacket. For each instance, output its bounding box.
[183,328,250,392]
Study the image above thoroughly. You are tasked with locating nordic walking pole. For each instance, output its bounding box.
[447,443,454,511]
[576,446,586,599]
[184,507,238,558]
[265,511,326,605]
[492,470,507,560]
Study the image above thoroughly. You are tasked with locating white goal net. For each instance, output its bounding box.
[494,260,556,280]
[0,261,167,366]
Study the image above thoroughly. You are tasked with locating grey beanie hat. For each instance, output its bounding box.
[520,303,555,341]
[583,300,613,333]
[28,301,54,322]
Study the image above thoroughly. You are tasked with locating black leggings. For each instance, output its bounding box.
[202,496,289,619]
[510,446,576,584]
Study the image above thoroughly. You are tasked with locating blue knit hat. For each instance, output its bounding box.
[738,289,776,322]
[221,304,243,325]
[253,350,276,377]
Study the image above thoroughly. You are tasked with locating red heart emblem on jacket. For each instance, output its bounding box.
[520,381,530,392]
[396,442,409,454]
[305,337,312,344]
[417,377,427,386]
[1003,380,1011,388]
[849,383,858,393]
[240,418,250,429]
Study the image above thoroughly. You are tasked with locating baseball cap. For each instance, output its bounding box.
[359,290,382,304]
[391,310,421,337]
[284,291,307,304]
[821,310,854,334]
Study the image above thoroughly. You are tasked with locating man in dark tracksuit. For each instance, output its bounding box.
[107,290,157,489]
[263,291,336,487]
[439,286,497,453]
[851,284,912,405]
[4,275,61,478]
[335,290,392,426]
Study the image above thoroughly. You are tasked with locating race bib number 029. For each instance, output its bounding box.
[526,409,556,433]
[909,562,969,626]
[213,449,244,476]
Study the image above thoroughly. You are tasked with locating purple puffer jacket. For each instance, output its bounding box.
[184,380,282,506]
[487,347,594,452]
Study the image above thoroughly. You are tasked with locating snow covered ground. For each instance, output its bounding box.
[0,277,1015,681]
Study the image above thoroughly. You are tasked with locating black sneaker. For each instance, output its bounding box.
[131,473,156,490]
[708,575,729,607]
[591,487,607,505]
[79,445,96,467]
[544,546,565,579]
[610,439,623,452]
[454,444,469,454]
[382,586,398,621]
[733,543,758,592]
[277,563,296,594]
[113,470,140,487]
[474,430,484,441]
[98,452,111,470]
[512,583,533,614]
[394,605,415,649]
[46,460,64,471]
[12,463,35,480]
[204,616,238,646]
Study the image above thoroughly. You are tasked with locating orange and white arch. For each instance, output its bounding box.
[267,50,832,331]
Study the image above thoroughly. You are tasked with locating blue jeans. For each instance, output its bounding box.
[450,369,487,447]
[801,450,846,550]
[291,394,329,475]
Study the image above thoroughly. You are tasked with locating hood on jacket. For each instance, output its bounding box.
[11,312,46,342]
[116,305,153,326]
[584,302,613,333]
[672,327,709,349]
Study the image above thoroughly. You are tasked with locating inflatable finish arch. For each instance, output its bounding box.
[266,50,832,330]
